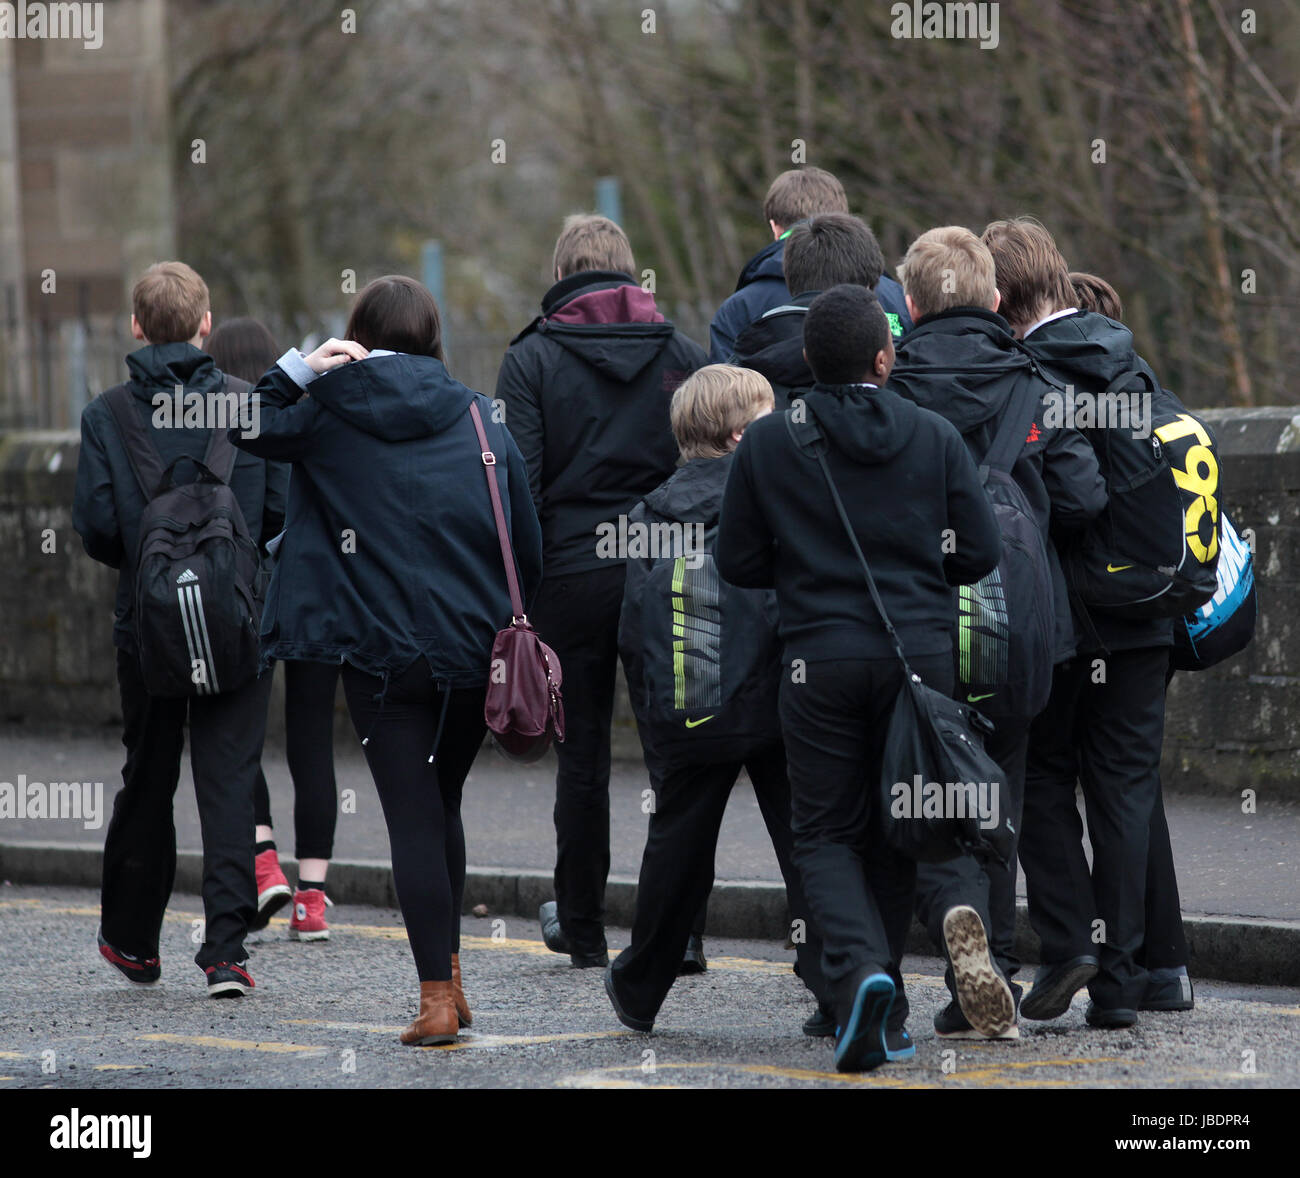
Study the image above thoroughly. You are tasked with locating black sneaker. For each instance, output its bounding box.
[833,968,895,1074]
[884,1022,916,1061]
[97,928,160,985]
[1140,972,1194,1012]
[205,961,254,998]
[942,906,1017,1038]
[539,901,570,955]
[1021,955,1099,1021]
[1085,1002,1137,1029]
[803,1002,836,1037]
[678,934,707,975]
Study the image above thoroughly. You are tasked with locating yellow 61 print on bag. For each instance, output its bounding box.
[1153,413,1219,564]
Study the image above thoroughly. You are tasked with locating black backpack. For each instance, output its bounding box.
[955,382,1056,726]
[103,381,263,698]
[627,512,783,767]
[1064,370,1220,619]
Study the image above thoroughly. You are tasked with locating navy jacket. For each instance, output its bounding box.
[889,307,1108,662]
[72,343,288,655]
[230,353,542,685]
[709,237,912,362]
[716,383,1001,663]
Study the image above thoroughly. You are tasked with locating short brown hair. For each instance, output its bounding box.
[132,262,209,344]
[1070,271,1124,321]
[670,365,774,460]
[980,217,1076,329]
[783,213,884,296]
[763,167,848,231]
[345,275,444,360]
[899,226,998,319]
[552,214,635,279]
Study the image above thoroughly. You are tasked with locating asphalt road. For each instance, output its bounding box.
[1,885,1297,1091]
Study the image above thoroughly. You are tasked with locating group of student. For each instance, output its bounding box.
[71,165,1198,1070]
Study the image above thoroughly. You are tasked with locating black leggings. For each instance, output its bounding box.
[253,660,340,860]
[341,657,485,983]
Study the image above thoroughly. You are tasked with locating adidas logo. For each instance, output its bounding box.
[176,569,199,585]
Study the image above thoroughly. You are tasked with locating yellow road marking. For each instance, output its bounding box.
[421,1030,631,1052]
[0,1051,25,1059]
[138,1034,327,1054]
[94,1064,142,1071]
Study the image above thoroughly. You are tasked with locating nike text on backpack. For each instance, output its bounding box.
[1064,370,1220,619]
[785,412,1016,867]
[956,381,1055,726]
[469,400,565,762]
[103,381,263,698]
[1172,510,1258,672]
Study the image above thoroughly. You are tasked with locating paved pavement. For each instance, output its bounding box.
[1,727,1296,922]
[1,886,1297,1091]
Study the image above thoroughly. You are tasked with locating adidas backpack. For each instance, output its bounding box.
[1063,369,1220,619]
[104,381,264,698]
[954,382,1056,726]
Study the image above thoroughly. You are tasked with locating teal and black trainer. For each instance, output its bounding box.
[833,969,895,1073]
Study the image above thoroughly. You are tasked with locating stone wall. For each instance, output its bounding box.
[2,408,1296,793]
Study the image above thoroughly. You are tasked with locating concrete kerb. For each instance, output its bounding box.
[3,840,1297,987]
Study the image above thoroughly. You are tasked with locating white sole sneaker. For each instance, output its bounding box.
[943,905,1017,1039]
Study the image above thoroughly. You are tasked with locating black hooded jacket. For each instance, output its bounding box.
[230,353,542,685]
[716,384,1002,662]
[889,307,1108,662]
[73,343,289,654]
[1020,310,1175,653]
[496,270,708,577]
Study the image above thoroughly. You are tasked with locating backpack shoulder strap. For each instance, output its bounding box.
[981,378,1044,477]
[201,374,246,483]
[102,382,167,500]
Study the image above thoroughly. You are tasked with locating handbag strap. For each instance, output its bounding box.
[980,378,1042,478]
[468,399,525,622]
[785,409,913,677]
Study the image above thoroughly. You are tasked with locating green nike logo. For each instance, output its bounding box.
[967,693,995,703]
[684,716,715,729]
[1106,563,1134,573]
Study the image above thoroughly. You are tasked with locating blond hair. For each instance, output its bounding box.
[763,167,849,230]
[132,262,210,344]
[671,365,774,460]
[552,214,635,279]
[899,226,998,319]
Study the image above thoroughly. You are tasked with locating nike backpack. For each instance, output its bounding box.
[103,381,264,698]
[1171,510,1258,671]
[1063,369,1220,619]
[629,522,783,767]
[955,381,1056,726]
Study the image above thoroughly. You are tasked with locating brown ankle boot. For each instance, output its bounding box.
[400,980,458,1045]
[451,953,472,1028]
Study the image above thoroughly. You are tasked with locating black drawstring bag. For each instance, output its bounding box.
[786,413,1016,867]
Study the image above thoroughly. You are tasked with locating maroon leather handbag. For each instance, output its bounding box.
[468,401,565,762]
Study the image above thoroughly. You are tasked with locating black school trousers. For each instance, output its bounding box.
[1019,647,1169,1009]
[102,648,271,970]
[779,653,953,1019]
[341,657,485,983]
[530,564,629,957]
[610,744,827,1022]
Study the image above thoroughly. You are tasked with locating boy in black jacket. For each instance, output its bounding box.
[717,285,1001,1071]
[889,227,1107,1040]
[982,217,1179,1028]
[605,365,827,1032]
[731,212,891,409]
[72,262,287,998]
[496,215,707,967]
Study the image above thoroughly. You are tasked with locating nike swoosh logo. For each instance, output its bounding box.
[684,716,716,729]
[1106,563,1134,572]
[967,693,995,703]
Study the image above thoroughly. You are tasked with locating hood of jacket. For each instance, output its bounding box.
[730,291,816,389]
[734,237,787,292]
[305,352,476,442]
[532,270,677,382]
[1025,309,1149,388]
[804,382,919,464]
[889,307,1038,433]
[642,453,733,526]
[126,342,224,400]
